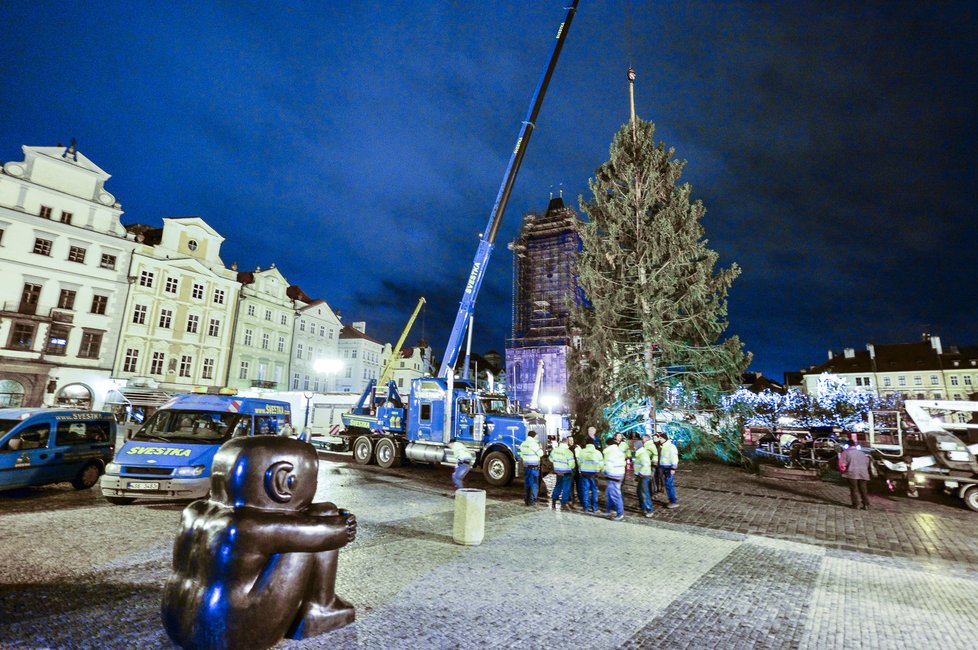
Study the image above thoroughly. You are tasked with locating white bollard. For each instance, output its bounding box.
[452,488,486,546]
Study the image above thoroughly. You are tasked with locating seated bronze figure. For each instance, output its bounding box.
[161,435,356,650]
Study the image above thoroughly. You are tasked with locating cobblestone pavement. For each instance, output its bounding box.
[1,457,976,649]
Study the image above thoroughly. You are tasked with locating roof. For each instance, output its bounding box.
[24,145,110,178]
[806,349,874,375]
[339,325,383,345]
[125,224,163,245]
[287,285,315,303]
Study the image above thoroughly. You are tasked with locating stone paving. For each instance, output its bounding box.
[1,459,976,649]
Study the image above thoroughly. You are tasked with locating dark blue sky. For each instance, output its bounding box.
[3,1,976,380]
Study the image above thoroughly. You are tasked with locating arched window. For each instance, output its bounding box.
[55,383,93,409]
[0,379,25,407]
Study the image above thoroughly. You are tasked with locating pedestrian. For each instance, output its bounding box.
[838,442,872,510]
[576,437,603,513]
[448,438,474,490]
[602,439,626,521]
[565,434,582,510]
[519,431,543,506]
[655,431,680,509]
[586,425,602,451]
[549,435,575,511]
[634,434,655,517]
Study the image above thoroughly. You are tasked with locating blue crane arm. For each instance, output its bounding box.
[437,0,579,377]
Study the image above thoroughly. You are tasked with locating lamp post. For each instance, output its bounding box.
[314,358,343,392]
[303,390,314,429]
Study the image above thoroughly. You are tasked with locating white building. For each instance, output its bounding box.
[227,266,295,392]
[0,144,136,408]
[289,289,343,392]
[335,322,384,394]
[384,342,435,393]
[113,217,239,396]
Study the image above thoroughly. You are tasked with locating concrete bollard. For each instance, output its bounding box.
[452,488,486,546]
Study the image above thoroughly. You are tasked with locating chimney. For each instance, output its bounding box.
[866,343,875,359]
[929,335,943,355]
[844,348,855,359]
[827,350,834,361]
[353,321,366,334]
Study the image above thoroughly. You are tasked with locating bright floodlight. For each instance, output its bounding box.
[540,394,559,410]
[314,358,343,374]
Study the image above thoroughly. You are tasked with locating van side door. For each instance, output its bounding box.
[52,420,114,482]
[0,423,53,489]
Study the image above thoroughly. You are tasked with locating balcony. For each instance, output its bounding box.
[0,303,74,323]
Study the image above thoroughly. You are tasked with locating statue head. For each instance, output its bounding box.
[210,436,318,511]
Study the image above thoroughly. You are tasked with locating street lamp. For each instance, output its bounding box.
[540,394,559,415]
[314,358,343,392]
[302,390,314,429]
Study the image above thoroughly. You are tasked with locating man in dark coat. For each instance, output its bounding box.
[839,443,872,510]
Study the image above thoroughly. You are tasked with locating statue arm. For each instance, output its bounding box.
[246,506,356,553]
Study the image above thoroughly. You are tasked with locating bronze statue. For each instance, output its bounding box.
[161,435,356,650]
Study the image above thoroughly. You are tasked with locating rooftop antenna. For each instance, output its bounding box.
[62,138,78,162]
[559,182,564,198]
[628,67,637,142]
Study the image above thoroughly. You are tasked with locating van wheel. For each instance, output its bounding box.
[72,463,102,490]
[374,438,401,468]
[353,435,375,465]
[482,451,513,486]
[963,486,978,512]
[106,496,136,505]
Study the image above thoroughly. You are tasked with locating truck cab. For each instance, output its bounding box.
[99,393,291,504]
[0,409,115,492]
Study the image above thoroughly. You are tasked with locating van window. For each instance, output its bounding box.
[55,421,112,445]
[420,404,432,422]
[8,424,50,450]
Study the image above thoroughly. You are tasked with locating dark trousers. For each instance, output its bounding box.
[848,478,869,507]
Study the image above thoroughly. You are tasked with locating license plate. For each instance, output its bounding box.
[128,481,160,490]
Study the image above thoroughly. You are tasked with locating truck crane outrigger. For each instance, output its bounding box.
[328,1,580,486]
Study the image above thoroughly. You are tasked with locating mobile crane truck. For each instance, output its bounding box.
[328,0,580,487]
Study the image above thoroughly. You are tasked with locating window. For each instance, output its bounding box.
[313,378,320,392]
[261,333,270,350]
[247,304,256,317]
[8,322,36,350]
[139,270,154,287]
[78,331,102,358]
[344,367,351,378]
[33,238,53,256]
[239,361,249,380]
[898,376,906,387]
[277,336,285,353]
[420,404,432,421]
[186,314,199,333]
[281,314,288,326]
[351,350,357,359]
[213,288,225,305]
[202,358,214,380]
[187,239,198,252]
[39,205,53,219]
[328,329,333,340]
[265,310,272,321]
[208,319,220,337]
[150,352,165,375]
[192,283,204,300]
[0,227,4,244]
[951,376,960,386]
[90,294,108,315]
[67,246,86,263]
[132,304,147,324]
[884,377,892,387]
[59,211,72,224]
[930,375,939,385]
[292,373,300,390]
[159,309,172,329]
[179,355,192,377]
[863,376,871,386]
[299,321,306,332]
[123,348,140,373]
[297,344,303,359]
[58,289,76,310]
[244,329,253,346]
[100,253,117,270]
[45,324,70,355]
[320,326,325,337]
[913,376,922,386]
[164,277,178,293]
[303,376,310,390]
[965,376,973,386]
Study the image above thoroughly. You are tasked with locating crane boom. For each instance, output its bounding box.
[377,297,426,388]
[437,0,579,377]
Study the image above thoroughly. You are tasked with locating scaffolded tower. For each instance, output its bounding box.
[505,196,581,408]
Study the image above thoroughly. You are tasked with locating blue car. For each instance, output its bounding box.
[0,409,116,491]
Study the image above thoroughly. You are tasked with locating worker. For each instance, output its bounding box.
[565,434,582,511]
[549,435,575,511]
[602,440,626,521]
[655,431,680,509]
[634,434,655,517]
[519,431,544,506]
[644,432,661,495]
[576,438,603,514]
[448,438,474,490]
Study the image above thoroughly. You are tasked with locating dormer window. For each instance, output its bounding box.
[188,240,198,252]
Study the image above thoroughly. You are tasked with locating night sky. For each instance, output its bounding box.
[3,1,976,381]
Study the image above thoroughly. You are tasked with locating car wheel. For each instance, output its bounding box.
[353,435,375,465]
[963,486,978,512]
[482,451,513,486]
[105,496,136,505]
[374,438,401,469]
[72,462,102,490]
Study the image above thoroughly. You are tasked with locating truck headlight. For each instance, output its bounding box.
[105,462,121,474]
[174,465,206,477]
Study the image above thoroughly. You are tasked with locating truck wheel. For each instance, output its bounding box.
[482,451,514,487]
[353,435,375,465]
[963,486,978,512]
[72,463,102,490]
[105,496,136,505]
[374,438,401,469]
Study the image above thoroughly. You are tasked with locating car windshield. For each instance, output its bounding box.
[480,398,509,414]
[133,410,245,444]
[0,419,21,438]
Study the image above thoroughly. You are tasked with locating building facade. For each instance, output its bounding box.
[113,217,239,394]
[385,341,435,392]
[227,266,295,392]
[290,290,343,392]
[0,144,135,408]
[335,322,383,394]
